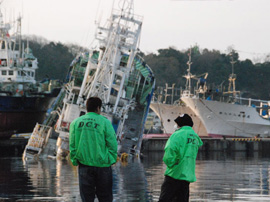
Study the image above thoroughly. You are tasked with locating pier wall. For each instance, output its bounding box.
[141,137,270,153]
[2,137,270,155]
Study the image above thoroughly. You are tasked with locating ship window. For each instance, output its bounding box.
[18,71,21,76]
[31,72,34,77]
[229,113,231,115]
[247,115,250,118]
[219,112,222,114]
[167,119,171,122]
[27,71,31,76]
[238,114,241,117]
[2,70,7,75]
[8,70,13,75]
[243,115,246,118]
[1,59,7,66]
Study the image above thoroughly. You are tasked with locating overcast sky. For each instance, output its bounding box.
[3,0,270,61]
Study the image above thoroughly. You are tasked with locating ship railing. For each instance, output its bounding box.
[229,96,270,107]
[111,9,143,24]
[23,124,53,159]
[152,85,182,104]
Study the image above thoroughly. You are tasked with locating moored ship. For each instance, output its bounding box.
[0,7,60,139]
[181,52,270,138]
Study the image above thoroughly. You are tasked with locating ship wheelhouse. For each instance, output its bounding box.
[0,41,37,85]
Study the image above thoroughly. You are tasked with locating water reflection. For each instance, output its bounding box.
[193,152,270,201]
[0,151,269,201]
[21,159,81,201]
[0,156,34,198]
[113,158,150,201]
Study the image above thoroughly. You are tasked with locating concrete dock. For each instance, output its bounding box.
[1,135,270,155]
[141,135,270,153]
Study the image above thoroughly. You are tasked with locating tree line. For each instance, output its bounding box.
[22,35,87,81]
[144,46,270,100]
[24,36,270,100]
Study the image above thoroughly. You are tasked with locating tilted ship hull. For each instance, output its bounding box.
[23,0,155,159]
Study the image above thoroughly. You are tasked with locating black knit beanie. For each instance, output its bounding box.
[174,114,193,127]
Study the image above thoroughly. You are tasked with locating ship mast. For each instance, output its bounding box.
[224,52,240,97]
[182,48,208,98]
[183,49,195,97]
[0,1,11,67]
[17,16,22,58]
[79,0,142,114]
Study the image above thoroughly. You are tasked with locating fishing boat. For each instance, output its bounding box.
[0,5,61,140]
[181,52,270,138]
[23,0,155,159]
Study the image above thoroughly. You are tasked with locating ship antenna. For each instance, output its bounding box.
[227,52,238,97]
[17,15,22,58]
[186,48,192,92]
[27,37,29,54]
[230,54,236,75]
[118,0,134,16]
[0,1,4,28]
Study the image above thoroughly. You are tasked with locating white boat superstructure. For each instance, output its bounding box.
[181,52,270,138]
[0,11,37,86]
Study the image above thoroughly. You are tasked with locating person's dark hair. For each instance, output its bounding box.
[86,97,102,112]
[174,114,193,127]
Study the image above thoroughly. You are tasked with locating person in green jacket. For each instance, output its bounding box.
[158,114,203,202]
[69,97,118,202]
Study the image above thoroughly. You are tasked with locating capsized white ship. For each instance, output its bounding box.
[23,0,155,160]
[150,83,207,136]
[181,52,270,138]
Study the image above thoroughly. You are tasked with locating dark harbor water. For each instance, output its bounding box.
[0,151,270,202]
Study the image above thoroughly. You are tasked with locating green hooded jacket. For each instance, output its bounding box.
[163,126,203,182]
[69,112,118,167]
